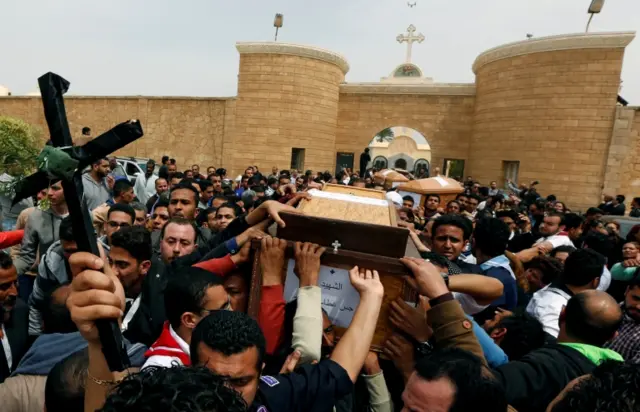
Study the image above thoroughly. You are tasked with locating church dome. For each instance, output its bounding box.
[0,85,10,96]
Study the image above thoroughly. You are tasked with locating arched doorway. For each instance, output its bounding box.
[368,126,431,173]
[394,158,407,169]
[414,158,429,178]
[373,156,388,169]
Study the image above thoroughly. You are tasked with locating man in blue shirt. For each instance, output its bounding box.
[472,217,518,324]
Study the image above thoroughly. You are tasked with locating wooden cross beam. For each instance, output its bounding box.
[14,72,144,372]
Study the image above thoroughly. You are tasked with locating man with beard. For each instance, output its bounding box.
[603,276,640,363]
[82,158,111,211]
[0,252,29,383]
[134,159,158,205]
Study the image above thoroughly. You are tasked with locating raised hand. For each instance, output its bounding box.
[279,350,302,374]
[348,266,384,298]
[362,351,382,375]
[260,237,288,286]
[383,334,415,382]
[389,297,432,342]
[294,242,326,287]
[400,257,449,299]
[67,252,125,344]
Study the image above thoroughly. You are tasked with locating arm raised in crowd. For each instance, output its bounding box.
[65,251,133,412]
[292,242,325,364]
[401,257,486,363]
[448,274,504,306]
[330,267,384,382]
[258,237,288,355]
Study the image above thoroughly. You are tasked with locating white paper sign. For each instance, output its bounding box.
[283,259,360,328]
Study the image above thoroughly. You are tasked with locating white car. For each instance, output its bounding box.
[115,157,158,184]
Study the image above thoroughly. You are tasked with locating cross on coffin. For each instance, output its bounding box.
[13,72,144,372]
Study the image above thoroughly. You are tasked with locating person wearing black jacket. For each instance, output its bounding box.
[492,290,623,412]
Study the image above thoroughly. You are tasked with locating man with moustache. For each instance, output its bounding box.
[0,252,29,383]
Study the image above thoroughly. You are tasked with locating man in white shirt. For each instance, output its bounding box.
[143,267,230,368]
[134,159,158,205]
[517,213,574,263]
[526,249,604,337]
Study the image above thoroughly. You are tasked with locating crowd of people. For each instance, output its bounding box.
[0,154,639,412]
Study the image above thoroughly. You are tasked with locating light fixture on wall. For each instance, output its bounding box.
[586,0,605,33]
[274,14,284,41]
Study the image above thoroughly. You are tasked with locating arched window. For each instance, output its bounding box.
[394,158,407,170]
[414,158,430,177]
[373,156,388,170]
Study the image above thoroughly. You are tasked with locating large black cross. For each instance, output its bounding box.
[13,72,144,372]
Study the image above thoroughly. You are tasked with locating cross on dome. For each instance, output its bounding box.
[396,24,425,63]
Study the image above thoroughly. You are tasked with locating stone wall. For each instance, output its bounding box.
[610,106,640,202]
[468,32,635,211]
[335,92,476,175]
[0,96,231,170]
[230,43,348,176]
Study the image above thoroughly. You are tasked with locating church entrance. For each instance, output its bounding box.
[394,158,407,169]
[367,126,432,175]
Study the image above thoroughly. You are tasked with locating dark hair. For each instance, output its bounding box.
[100,366,247,412]
[402,196,415,204]
[414,348,507,412]
[447,200,460,209]
[130,201,146,214]
[110,226,152,262]
[216,168,226,176]
[146,159,156,166]
[550,245,577,258]
[478,187,489,197]
[432,214,473,241]
[545,212,566,227]
[564,292,622,346]
[170,181,199,204]
[547,194,557,202]
[586,207,604,217]
[45,348,89,412]
[153,198,170,211]
[170,158,176,165]
[160,217,197,242]
[495,310,546,360]
[81,126,91,135]
[204,207,218,219]
[92,157,108,167]
[551,360,639,412]
[113,179,134,199]
[161,155,169,164]
[563,213,584,230]
[456,193,468,200]
[41,284,76,334]
[495,209,518,222]
[267,177,278,186]
[216,202,242,218]
[199,180,213,191]
[253,185,265,194]
[107,203,135,223]
[172,171,185,179]
[527,256,564,286]
[616,194,625,203]
[399,207,415,221]
[467,194,481,204]
[473,218,510,257]
[164,267,225,330]
[59,216,74,242]
[562,249,606,287]
[0,251,12,269]
[583,232,613,260]
[426,193,441,202]
[190,310,265,370]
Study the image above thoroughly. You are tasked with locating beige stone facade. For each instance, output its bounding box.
[0,31,637,211]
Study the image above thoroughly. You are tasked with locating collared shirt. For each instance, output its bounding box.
[1,324,12,372]
[604,312,640,363]
[526,282,573,337]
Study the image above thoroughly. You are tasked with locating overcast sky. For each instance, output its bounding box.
[2,0,638,103]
